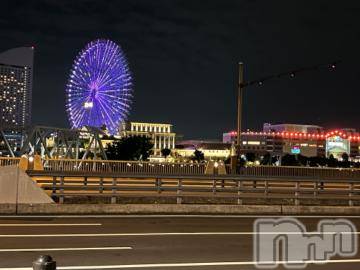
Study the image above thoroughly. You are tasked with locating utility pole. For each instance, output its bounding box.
[235,60,338,153]
[236,62,244,152]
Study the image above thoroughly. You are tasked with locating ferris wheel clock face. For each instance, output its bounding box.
[65,39,133,134]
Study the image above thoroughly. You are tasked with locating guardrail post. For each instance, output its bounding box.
[156,178,162,194]
[294,181,300,206]
[33,255,56,270]
[237,180,243,205]
[84,176,88,187]
[111,178,117,204]
[313,181,318,197]
[264,180,268,197]
[59,176,64,204]
[349,182,354,207]
[99,177,104,194]
[52,176,56,196]
[177,179,182,204]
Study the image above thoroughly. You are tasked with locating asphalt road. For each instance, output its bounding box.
[0,215,360,269]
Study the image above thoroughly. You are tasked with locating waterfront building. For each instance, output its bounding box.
[223,123,360,160]
[175,140,231,161]
[121,122,176,156]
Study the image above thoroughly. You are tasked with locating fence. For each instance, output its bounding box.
[1,157,360,180]
[0,157,20,166]
[27,170,360,206]
[40,158,360,179]
[239,166,360,180]
[43,159,207,174]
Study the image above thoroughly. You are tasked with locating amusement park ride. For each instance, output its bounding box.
[0,39,133,160]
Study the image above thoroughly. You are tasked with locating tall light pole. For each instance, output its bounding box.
[234,60,338,156]
[236,62,244,151]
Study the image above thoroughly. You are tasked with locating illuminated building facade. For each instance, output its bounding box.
[175,140,231,161]
[0,47,34,127]
[121,122,176,156]
[223,123,360,160]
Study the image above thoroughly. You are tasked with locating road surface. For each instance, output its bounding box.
[0,215,359,269]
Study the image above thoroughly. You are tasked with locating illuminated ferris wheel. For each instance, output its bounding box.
[65,39,133,134]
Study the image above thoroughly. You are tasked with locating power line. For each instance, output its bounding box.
[240,60,341,88]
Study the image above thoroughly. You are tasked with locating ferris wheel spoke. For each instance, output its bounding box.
[96,98,118,130]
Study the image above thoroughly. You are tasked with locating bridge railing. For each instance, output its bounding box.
[238,165,360,180]
[41,159,360,179]
[1,157,360,179]
[27,170,360,206]
[0,157,20,166]
[43,159,207,175]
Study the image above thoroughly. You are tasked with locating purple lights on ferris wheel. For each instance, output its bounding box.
[65,39,133,134]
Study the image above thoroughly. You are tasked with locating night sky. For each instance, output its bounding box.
[1,0,360,140]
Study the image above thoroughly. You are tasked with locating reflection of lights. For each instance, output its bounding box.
[214,162,219,168]
[28,156,34,163]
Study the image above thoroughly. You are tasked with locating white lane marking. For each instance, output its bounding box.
[3,258,360,269]
[0,223,102,227]
[0,231,359,237]
[0,246,132,252]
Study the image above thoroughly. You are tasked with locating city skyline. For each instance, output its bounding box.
[0,47,34,127]
[1,0,360,139]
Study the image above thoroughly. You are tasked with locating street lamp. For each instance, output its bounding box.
[235,60,339,157]
[236,62,244,151]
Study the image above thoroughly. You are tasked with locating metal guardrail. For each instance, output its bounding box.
[27,170,360,206]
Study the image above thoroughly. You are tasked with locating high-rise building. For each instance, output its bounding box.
[0,47,34,127]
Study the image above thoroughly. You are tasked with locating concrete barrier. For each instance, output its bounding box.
[0,203,359,215]
[282,205,360,215]
[0,204,16,214]
[0,166,54,205]
[17,204,282,215]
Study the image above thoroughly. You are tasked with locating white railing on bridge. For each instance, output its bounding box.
[239,165,360,180]
[43,159,207,175]
[0,157,20,167]
[1,157,360,180]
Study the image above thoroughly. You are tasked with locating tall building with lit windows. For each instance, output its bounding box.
[0,47,34,127]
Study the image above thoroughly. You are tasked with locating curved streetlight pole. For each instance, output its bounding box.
[235,60,339,157]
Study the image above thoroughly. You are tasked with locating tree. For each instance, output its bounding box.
[261,153,271,165]
[106,136,153,161]
[191,149,204,162]
[161,148,171,158]
[297,154,308,166]
[281,154,298,166]
[245,152,256,162]
[327,154,338,168]
[341,152,350,168]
